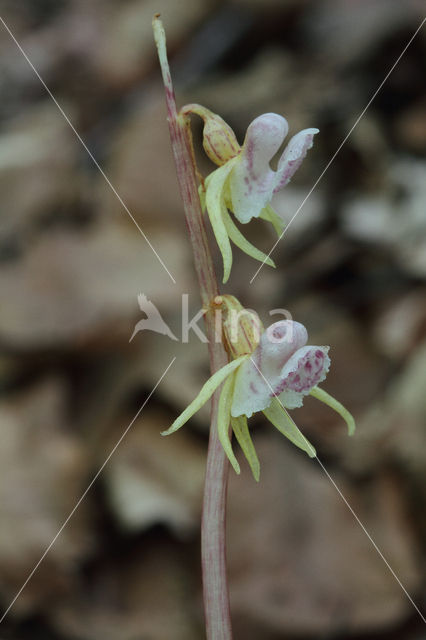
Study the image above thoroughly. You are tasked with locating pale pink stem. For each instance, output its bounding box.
[153,16,232,639]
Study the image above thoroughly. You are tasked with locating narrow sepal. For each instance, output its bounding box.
[162,356,248,435]
[259,204,285,236]
[217,373,240,475]
[205,159,238,283]
[222,207,275,268]
[263,398,316,457]
[310,386,355,435]
[231,415,260,481]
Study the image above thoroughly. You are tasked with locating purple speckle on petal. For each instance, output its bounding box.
[272,326,286,340]
[284,349,326,393]
[246,139,255,175]
[249,381,258,394]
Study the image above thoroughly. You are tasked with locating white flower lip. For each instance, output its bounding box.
[231,320,330,418]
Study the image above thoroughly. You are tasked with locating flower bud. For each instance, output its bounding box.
[181,104,240,166]
[212,295,263,358]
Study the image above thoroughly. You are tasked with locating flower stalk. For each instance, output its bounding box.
[153,14,355,638]
[152,16,233,639]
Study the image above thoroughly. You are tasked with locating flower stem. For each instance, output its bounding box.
[153,16,232,639]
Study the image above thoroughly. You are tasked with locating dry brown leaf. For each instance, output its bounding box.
[0,378,92,616]
[0,102,79,241]
[100,96,186,231]
[50,540,202,640]
[103,408,205,536]
[227,433,421,637]
[0,223,188,351]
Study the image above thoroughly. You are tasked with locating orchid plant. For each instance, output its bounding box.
[153,15,355,640]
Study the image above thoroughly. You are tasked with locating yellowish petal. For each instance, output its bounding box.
[310,386,355,435]
[231,415,260,481]
[260,204,285,236]
[205,159,238,283]
[222,207,275,268]
[217,373,240,475]
[162,355,248,436]
[263,398,316,457]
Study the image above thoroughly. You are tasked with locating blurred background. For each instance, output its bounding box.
[0,0,425,638]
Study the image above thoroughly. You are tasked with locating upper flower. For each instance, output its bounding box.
[162,295,354,481]
[181,105,318,282]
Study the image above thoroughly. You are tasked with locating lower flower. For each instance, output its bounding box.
[162,296,355,481]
